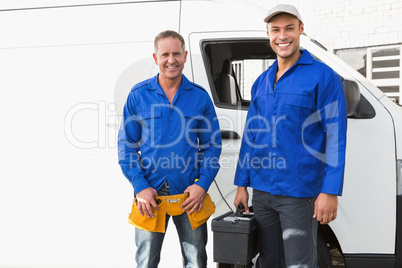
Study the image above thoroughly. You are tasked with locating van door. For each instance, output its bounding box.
[189,31,272,214]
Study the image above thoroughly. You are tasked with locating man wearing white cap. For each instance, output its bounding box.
[234,4,347,267]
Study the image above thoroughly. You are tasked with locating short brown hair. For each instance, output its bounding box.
[154,30,186,53]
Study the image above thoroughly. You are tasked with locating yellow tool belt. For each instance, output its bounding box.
[128,193,215,233]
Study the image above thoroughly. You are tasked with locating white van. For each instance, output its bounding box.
[0,1,401,267]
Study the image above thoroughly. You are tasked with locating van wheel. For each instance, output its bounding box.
[317,234,332,268]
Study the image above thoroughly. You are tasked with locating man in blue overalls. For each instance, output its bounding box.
[234,4,347,267]
[118,30,222,268]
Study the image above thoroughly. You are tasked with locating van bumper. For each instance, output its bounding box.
[344,254,395,268]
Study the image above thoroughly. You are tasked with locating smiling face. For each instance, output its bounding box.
[267,13,304,63]
[153,36,188,83]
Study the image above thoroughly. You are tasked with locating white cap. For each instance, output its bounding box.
[263,4,302,24]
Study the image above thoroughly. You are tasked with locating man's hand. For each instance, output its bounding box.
[181,184,207,214]
[136,187,159,218]
[234,186,249,214]
[313,193,338,225]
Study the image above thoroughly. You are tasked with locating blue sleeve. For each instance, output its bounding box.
[196,96,222,192]
[317,72,348,196]
[234,88,258,187]
[117,93,150,194]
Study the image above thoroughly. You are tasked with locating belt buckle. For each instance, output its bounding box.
[167,198,181,203]
[164,181,169,189]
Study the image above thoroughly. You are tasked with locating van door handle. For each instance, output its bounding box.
[221,130,240,140]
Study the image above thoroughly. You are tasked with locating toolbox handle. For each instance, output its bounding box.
[235,203,244,216]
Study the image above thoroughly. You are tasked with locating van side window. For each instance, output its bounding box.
[202,40,276,110]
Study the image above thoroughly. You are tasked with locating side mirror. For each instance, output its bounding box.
[343,79,360,117]
[343,79,376,119]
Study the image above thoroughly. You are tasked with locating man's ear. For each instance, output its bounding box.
[184,50,188,63]
[300,23,304,34]
[153,53,158,65]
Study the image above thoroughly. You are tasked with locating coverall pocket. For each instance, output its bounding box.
[283,94,315,131]
[137,108,162,143]
[182,111,203,144]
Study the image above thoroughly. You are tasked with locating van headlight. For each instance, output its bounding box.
[398,160,402,195]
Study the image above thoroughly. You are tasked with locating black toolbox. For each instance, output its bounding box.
[212,206,258,265]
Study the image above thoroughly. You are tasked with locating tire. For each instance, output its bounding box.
[317,233,332,268]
